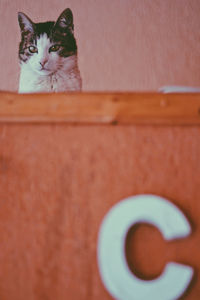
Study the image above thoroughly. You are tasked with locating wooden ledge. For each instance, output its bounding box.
[0,91,200,125]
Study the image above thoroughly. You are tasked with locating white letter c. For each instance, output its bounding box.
[97,195,193,300]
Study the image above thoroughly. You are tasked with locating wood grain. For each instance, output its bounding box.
[0,92,200,124]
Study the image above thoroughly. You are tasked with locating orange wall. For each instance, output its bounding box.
[0,122,199,299]
[1,0,200,92]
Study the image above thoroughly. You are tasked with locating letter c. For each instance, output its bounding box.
[97,195,194,300]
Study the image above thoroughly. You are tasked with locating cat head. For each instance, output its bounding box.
[18,8,77,75]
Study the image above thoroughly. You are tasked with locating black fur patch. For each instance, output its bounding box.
[18,9,77,63]
[35,22,55,38]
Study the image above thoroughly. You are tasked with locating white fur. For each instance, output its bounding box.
[19,34,82,93]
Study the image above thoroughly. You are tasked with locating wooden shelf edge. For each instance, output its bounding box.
[0,91,200,125]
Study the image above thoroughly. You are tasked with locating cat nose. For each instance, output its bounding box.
[40,60,48,67]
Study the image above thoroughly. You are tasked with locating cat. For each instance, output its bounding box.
[18,8,82,93]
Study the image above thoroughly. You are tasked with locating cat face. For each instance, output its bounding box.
[18,8,77,75]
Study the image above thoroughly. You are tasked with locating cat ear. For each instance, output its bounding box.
[18,12,34,33]
[54,8,74,32]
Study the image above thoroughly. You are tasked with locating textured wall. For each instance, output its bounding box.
[0,123,199,299]
[0,0,200,92]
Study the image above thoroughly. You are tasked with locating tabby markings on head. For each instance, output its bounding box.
[18,8,77,74]
[18,8,82,92]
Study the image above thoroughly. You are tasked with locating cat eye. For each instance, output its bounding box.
[28,46,38,53]
[49,45,60,52]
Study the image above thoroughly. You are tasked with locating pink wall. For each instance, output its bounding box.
[1,0,200,92]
